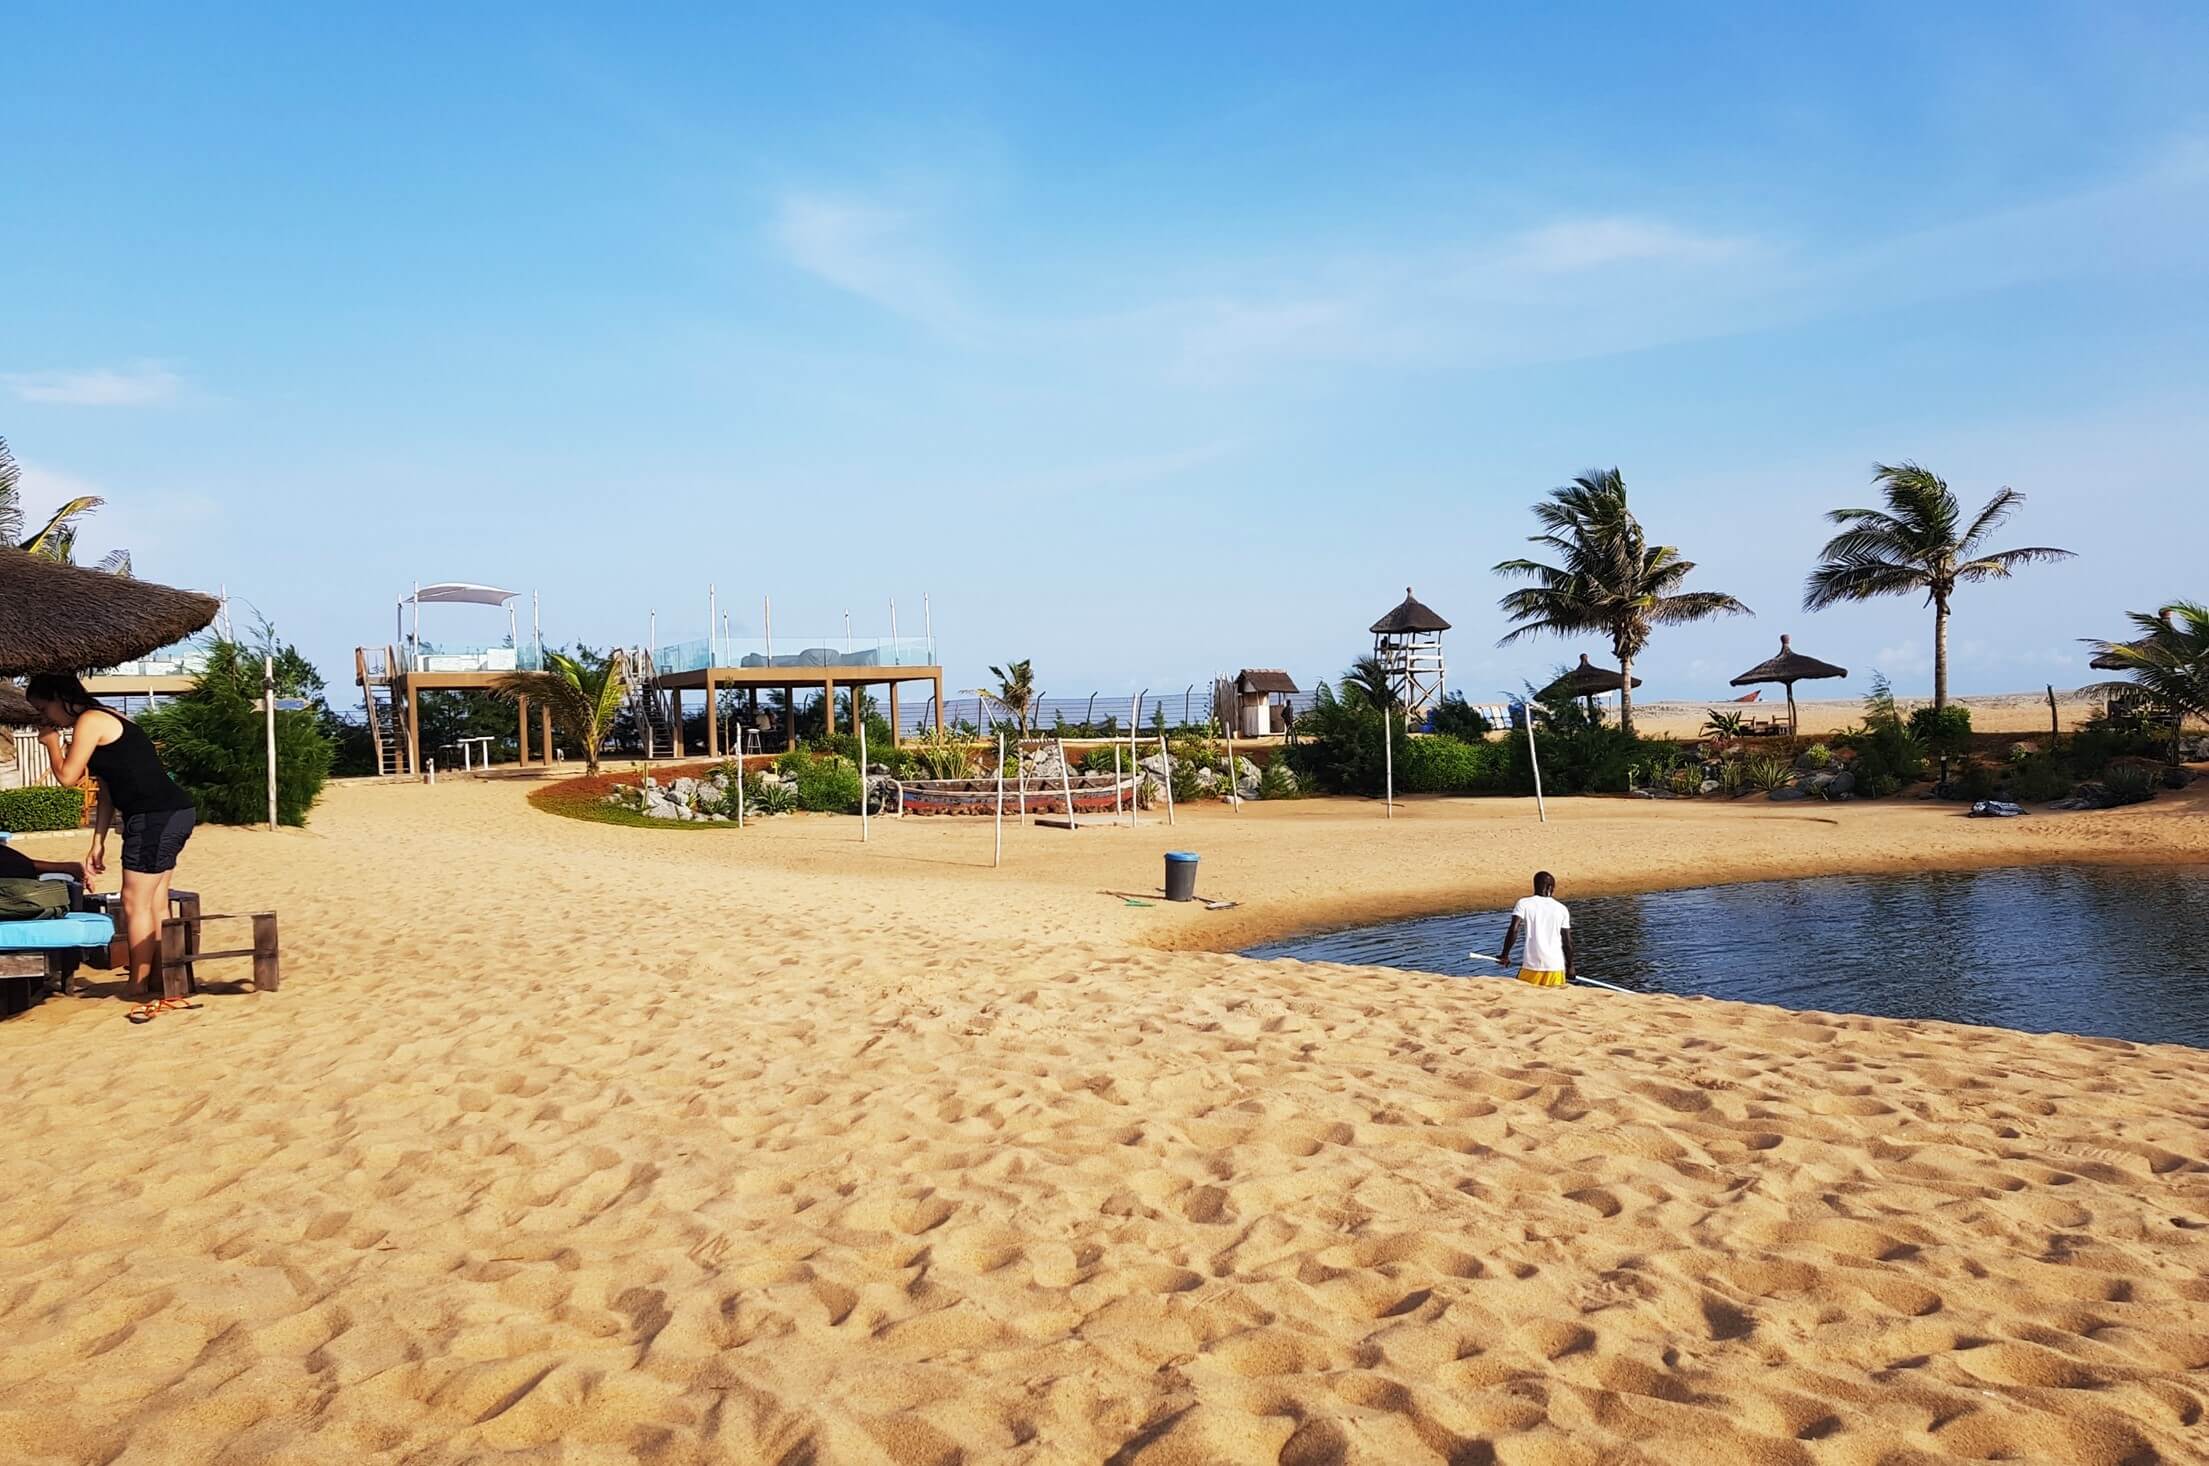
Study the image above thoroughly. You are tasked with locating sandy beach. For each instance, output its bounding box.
[5,778,2208,1464]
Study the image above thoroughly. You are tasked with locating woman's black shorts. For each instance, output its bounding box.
[121,808,195,875]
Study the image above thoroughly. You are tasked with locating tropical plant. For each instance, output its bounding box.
[1340,654,1401,712]
[1804,463,2073,709]
[1800,742,1833,769]
[1743,754,1794,792]
[0,434,131,571]
[746,772,798,815]
[141,640,334,825]
[1717,757,1750,797]
[974,659,1037,739]
[492,646,628,775]
[899,724,977,780]
[1668,764,1706,797]
[2082,602,2209,760]
[793,756,863,813]
[1909,703,1974,787]
[2099,763,2158,806]
[1703,709,1746,740]
[1496,468,1751,734]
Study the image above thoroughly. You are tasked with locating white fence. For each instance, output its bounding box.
[3,730,58,791]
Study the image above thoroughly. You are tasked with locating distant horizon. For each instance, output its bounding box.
[7,4,2202,712]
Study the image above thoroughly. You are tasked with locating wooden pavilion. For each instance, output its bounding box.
[643,635,945,757]
[1370,587,1450,720]
[354,583,554,778]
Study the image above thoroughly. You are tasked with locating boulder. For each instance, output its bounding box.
[1766,786,1806,801]
[1699,779,1720,795]
[644,803,684,820]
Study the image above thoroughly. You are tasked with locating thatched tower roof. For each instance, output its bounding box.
[1540,653,1641,700]
[1730,634,1848,689]
[1370,587,1450,635]
[0,549,221,677]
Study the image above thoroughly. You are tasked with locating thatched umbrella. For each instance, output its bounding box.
[1730,634,1848,735]
[0,549,221,678]
[1540,653,1641,718]
[0,680,40,727]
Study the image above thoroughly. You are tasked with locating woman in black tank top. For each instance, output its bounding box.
[27,672,197,1004]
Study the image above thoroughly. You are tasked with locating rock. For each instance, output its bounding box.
[644,803,683,820]
[1629,788,1656,799]
[671,777,700,802]
[1828,769,1854,794]
[1766,786,1806,801]
[707,812,729,822]
[1232,756,1261,798]
[1699,779,1720,795]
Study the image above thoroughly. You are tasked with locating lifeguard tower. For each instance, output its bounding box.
[355,582,552,778]
[1370,587,1449,720]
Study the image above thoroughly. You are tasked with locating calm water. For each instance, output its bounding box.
[1244,865,2209,1048]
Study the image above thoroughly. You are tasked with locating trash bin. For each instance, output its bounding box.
[1164,851,1200,902]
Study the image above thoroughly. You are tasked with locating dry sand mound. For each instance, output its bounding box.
[3,779,2206,1463]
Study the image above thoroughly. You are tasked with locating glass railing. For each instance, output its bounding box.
[406,641,542,673]
[652,637,938,675]
[96,643,210,678]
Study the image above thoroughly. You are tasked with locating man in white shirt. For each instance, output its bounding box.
[1498,871,1575,988]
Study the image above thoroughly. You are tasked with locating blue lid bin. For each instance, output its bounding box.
[1164,850,1200,903]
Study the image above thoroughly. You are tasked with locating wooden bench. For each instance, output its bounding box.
[159,911,280,1000]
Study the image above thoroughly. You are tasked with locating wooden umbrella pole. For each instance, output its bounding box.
[1056,737,1077,828]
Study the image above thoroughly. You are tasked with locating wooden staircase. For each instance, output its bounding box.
[624,648,673,760]
[355,646,411,777]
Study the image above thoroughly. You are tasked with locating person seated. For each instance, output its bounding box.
[0,841,86,886]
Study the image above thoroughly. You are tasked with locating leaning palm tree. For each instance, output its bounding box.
[974,659,1037,739]
[1804,463,2073,710]
[0,435,130,571]
[1340,654,1400,711]
[2082,603,2209,759]
[492,646,629,775]
[1495,468,1750,735]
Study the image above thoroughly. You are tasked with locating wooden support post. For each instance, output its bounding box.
[178,890,202,992]
[824,678,837,737]
[404,683,422,782]
[932,674,945,733]
[671,687,685,758]
[705,669,719,757]
[252,913,281,991]
[517,693,531,765]
[540,704,553,765]
[160,920,189,1001]
[889,681,901,747]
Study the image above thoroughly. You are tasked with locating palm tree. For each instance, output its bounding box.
[1340,654,1400,711]
[974,659,1037,739]
[1495,468,1750,735]
[1804,463,2073,710]
[2083,603,2209,759]
[0,435,130,571]
[492,646,629,775]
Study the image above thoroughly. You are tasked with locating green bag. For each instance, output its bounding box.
[0,877,70,921]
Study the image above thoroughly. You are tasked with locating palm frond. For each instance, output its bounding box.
[0,436,20,545]
[96,547,133,577]
[1648,590,1753,625]
[1952,545,2077,582]
[1956,486,2024,554]
[1803,555,1925,610]
[18,495,104,558]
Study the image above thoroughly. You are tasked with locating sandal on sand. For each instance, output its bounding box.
[127,997,202,1024]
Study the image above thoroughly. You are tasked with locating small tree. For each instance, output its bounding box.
[493,646,628,774]
[975,659,1037,739]
[141,640,334,825]
[2083,602,2209,764]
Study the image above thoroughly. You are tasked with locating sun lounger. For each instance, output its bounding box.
[0,911,116,1015]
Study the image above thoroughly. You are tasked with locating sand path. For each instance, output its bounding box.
[3,780,2207,1463]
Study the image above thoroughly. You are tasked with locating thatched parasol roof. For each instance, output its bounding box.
[1731,634,1848,689]
[0,680,40,727]
[1370,587,1450,635]
[1541,653,1642,700]
[0,549,221,678]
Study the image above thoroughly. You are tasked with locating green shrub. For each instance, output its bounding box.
[1668,765,1705,796]
[793,757,862,813]
[141,640,334,826]
[1839,677,1927,793]
[2008,755,2073,803]
[1258,760,1302,800]
[1801,742,1832,769]
[2100,764,2157,806]
[1718,758,1749,796]
[1858,771,1903,799]
[0,784,88,832]
[1398,735,1508,793]
[776,749,812,780]
[900,727,976,780]
[1426,694,1491,742]
[1955,762,2000,802]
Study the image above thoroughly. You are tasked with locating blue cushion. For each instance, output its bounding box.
[0,912,114,951]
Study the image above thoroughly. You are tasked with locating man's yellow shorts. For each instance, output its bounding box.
[1517,969,1567,988]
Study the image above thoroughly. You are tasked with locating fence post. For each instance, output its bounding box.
[251,913,281,991]
[1056,738,1077,828]
[1384,706,1394,820]
[993,734,1005,868]
[859,717,870,842]
[1159,734,1176,826]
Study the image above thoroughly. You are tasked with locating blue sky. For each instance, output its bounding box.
[6,2,2206,709]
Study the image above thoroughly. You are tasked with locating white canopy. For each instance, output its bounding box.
[403,582,518,606]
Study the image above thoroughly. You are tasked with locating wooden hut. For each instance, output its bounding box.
[1227,669,1299,737]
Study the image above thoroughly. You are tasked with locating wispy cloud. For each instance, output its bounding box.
[769,193,972,333]
[1497,217,1756,275]
[3,362,182,407]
